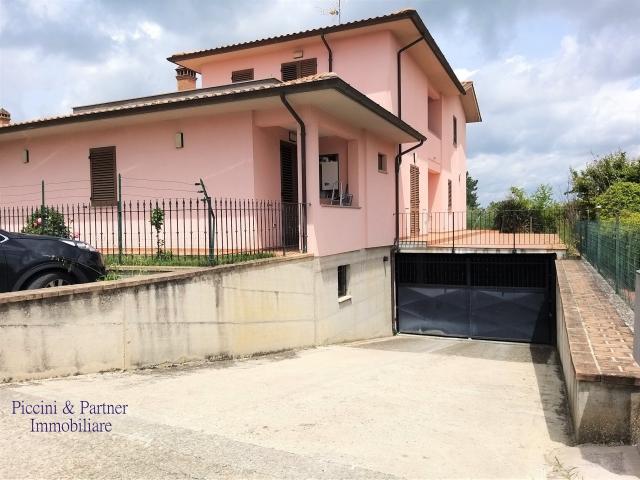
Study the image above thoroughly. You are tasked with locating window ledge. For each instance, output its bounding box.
[320,204,361,209]
[338,295,352,304]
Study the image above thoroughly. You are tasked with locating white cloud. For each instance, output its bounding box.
[454,68,478,81]
[1,0,638,208]
[138,21,162,40]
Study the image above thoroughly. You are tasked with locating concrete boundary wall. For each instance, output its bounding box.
[556,260,640,444]
[0,248,392,382]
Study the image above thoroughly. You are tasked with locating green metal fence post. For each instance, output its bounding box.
[117,174,123,263]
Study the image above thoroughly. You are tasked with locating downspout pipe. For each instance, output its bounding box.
[391,140,423,336]
[395,36,425,243]
[397,37,423,119]
[280,93,308,253]
[393,37,426,335]
[320,32,333,72]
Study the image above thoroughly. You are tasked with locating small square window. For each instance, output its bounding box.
[338,264,350,298]
[377,153,387,173]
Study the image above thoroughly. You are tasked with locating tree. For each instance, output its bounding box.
[570,150,640,216]
[530,184,555,211]
[594,182,640,218]
[466,172,480,209]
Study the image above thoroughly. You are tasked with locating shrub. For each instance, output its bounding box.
[595,182,640,218]
[150,207,165,258]
[22,207,71,238]
[492,198,544,233]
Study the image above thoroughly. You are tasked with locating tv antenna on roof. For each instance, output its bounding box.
[320,0,342,24]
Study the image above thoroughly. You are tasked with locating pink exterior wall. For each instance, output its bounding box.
[201,43,329,88]
[297,107,396,256]
[0,104,397,257]
[252,124,289,201]
[198,27,469,219]
[0,112,257,206]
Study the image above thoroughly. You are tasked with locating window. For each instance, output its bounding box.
[447,179,453,211]
[281,58,317,81]
[89,146,117,207]
[453,116,458,146]
[231,68,254,83]
[377,153,387,173]
[338,265,350,298]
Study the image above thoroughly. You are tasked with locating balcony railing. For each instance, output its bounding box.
[398,209,569,251]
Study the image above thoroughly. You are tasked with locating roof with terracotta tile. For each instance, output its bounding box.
[0,74,322,129]
[169,10,414,61]
[0,73,426,141]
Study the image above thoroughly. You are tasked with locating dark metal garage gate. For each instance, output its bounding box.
[395,253,556,344]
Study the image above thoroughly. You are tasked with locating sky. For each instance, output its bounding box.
[1,0,639,205]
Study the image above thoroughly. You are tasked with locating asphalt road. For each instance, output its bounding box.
[1,335,639,479]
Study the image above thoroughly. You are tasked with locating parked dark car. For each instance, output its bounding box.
[0,229,105,293]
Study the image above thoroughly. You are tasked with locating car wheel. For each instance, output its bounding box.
[26,272,75,289]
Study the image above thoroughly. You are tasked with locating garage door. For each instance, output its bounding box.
[396,254,555,344]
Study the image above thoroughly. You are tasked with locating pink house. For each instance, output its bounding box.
[0,10,480,330]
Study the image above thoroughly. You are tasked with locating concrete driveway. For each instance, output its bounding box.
[1,335,639,479]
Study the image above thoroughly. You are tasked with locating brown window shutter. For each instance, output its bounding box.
[410,165,420,236]
[231,68,254,83]
[281,58,317,81]
[300,58,317,77]
[89,146,117,207]
[281,61,299,81]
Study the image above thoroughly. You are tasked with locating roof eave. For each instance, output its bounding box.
[0,77,426,143]
[461,82,482,123]
[404,12,465,95]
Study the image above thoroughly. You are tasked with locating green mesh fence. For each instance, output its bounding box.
[577,220,639,309]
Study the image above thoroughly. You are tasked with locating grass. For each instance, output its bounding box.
[103,251,275,268]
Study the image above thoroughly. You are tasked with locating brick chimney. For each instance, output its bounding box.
[0,108,10,126]
[175,67,197,91]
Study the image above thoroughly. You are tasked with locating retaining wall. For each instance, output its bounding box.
[0,248,392,382]
[556,260,640,444]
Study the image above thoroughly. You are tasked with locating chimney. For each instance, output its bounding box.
[175,67,197,91]
[0,108,10,127]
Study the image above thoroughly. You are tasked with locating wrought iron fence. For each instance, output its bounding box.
[0,198,307,264]
[576,220,639,309]
[397,209,570,250]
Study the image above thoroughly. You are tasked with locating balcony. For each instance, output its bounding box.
[398,210,568,253]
